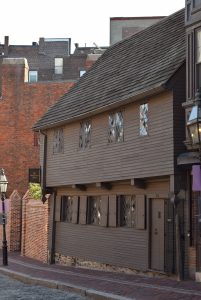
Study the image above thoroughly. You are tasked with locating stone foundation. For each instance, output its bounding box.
[55,253,175,278]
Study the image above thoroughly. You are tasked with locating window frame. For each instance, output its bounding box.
[87,196,102,225]
[29,70,38,83]
[54,57,63,74]
[139,103,148,136]
[53,128,64,154]
[117,195,136,228]
[79,120,92,149]
[108,111,124,143]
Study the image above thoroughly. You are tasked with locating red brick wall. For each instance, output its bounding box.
[21,190,49,262]
[0,190,21,251]
[1,58,74,196]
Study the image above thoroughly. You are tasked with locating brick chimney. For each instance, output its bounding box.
[4,36,9,56]
[1,58,29,98]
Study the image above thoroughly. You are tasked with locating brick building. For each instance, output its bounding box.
[0,36,107,196]
[0,36,107,86]
[0,58,74,196]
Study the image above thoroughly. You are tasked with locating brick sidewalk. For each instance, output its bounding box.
[0,252,201,299]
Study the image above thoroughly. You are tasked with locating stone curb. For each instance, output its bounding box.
[0,267,134,300]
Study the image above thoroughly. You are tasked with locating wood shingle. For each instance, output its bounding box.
[33,9,185,131]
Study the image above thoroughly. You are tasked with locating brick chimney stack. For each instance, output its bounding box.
[4,36,9,56]
[1,58,29,98]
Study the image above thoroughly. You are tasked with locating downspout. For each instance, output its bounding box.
[40,130,47,203]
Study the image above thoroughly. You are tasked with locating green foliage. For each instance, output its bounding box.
[29,183,42,200]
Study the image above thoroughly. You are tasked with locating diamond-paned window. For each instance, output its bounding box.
[108,111,124,143]
[61,196,73,222]
[79,120,91,149]
[118,195,136,228]
[140,103,148,136]
[87,196,101,225]
[53,128,64,154]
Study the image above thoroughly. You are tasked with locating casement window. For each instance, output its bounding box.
[60,196,79,223]
[117,195,145,229]
[196,29,201,90]
[117,195,136,228]
[108,111,124,143]
[54,58,63,74]
[61,196,73,222]
[87,196,102,225]
[79,120,91,149]
[29,70,38,82]
[53,128,64,154]
[139,103,148,136]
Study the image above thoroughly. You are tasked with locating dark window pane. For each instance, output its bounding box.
[53,128,64,154]
[197,63,201,90]
[140,103,148,136]
[61,196,74,222]
[87,196,101,225]
[79,120,91,149]
[108,111,124,143]
[118,195,136,228]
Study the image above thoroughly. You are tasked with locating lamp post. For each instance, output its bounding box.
[0,169,8,266]
[187,89,201,149]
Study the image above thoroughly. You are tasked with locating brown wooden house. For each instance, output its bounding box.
[34,9,186,276]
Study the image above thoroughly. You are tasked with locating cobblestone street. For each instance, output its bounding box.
[0,273,86,300]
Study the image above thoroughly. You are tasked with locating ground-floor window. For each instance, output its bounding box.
[87,196,102,225]
[117,195,136,228]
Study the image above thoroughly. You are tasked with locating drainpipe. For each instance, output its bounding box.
[40,130,47,203]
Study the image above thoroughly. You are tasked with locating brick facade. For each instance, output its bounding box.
[1,58,74,196]
[21,191,49,263]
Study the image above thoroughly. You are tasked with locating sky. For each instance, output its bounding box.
[0,0,185,50]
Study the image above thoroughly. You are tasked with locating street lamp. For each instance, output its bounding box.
[187,89,201,147]
[0,169,8,266]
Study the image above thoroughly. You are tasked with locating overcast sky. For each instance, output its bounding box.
[0,0,184,49]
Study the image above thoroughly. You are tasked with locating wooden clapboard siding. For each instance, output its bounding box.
[46,91,174,187]
[53,180,169,271]
[55,223,148,270]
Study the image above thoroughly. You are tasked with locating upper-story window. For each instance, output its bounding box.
[140,103,148,136]
[193,0,201,8]
[196,29,201,90]
[108,111,124,143]
[54,58,63,74]
[53,128,64,154]
[79,120,91,149]
[29,70,38,82]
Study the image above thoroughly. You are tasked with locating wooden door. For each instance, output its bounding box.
[151,198,165,271]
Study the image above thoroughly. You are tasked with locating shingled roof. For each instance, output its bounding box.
[33,8,185,131]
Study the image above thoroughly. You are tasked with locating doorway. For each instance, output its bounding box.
[151,198,165,271]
